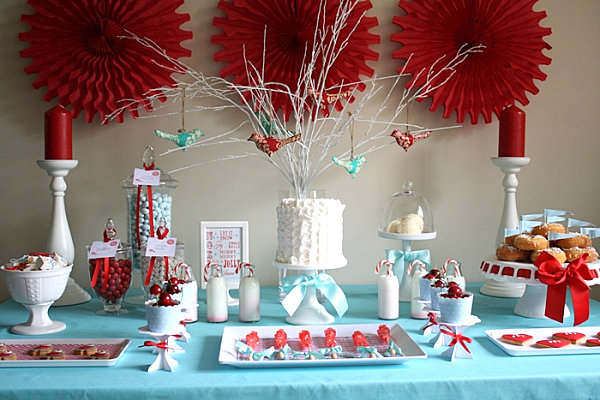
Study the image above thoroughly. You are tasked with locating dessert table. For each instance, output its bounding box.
[0,283,599,400]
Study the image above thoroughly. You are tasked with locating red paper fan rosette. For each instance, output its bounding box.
[19,0,192,124]
[212,0,379,119]
[391,0,552,124]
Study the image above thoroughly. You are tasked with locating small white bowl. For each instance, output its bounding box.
[0,264,72,335]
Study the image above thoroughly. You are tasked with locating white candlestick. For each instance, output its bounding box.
[480,157,530,298]
[37,160,91,305]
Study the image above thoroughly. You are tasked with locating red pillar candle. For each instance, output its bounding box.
[498,105,525,157]
[44,105,72,160]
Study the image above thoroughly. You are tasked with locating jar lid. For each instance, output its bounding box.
[122,146,178,189]
[378,180,436,240]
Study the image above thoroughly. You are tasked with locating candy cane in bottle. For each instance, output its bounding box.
[206,262,228,323]
[445,259,465,290]
[376,260,399,320]
[239,263,260,322]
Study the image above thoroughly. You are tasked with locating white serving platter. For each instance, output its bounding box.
[219,323,427,368]
[0,338,130,367]
[486,327,600,356]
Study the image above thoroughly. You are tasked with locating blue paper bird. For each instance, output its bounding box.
[332,155,366,178]
[256,111,295,137]
[155,128,204,150]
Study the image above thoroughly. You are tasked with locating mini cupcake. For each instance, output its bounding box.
[145,281,184,333]
[429,279,447,311]
[419,268,441,301]
[437,286,473,324]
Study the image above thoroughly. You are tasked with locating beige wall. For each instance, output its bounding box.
[1,1,599,302]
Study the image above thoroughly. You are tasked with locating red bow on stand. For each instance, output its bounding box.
[143,226,170,286]
[422,312,446,331]
[534,252,594,325]
[440,329,473,353]
[138,340,171,351]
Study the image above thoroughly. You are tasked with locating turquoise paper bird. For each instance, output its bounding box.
[332,155,366,178]
[256,111,295,137]
[155,128,204,149]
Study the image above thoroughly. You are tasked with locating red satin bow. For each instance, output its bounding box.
[422,312,441,330]
[534,252,593,325]
[139,340,171,351]
[440,329,472,353]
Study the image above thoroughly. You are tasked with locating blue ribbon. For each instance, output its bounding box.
[282,273,348,317]
[235,341,275,361]
[319,345,343,357]
[384,340,402,357]
[356,346,383,358]
[385,249,430,279]
[581,228,600,239]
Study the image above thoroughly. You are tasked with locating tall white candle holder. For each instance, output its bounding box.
[480,157,530,298]
[37,159,91,306]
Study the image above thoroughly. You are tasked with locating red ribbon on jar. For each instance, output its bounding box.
[135,162,156,248]
[90,224,117,291]
[534,252,594,326]
[144,225,169,286]
[440,329,473,353]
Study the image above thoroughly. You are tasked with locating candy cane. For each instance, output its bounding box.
[204,262,220,281]
[375,260,393,275]
[444,259,461,277]
[408,259,427,276]
[174,262,191,280]
[240,262,254,276]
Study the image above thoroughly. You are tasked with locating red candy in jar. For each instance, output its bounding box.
[89,257,132,305]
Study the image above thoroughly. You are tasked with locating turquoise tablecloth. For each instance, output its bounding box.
[0,283,599,400]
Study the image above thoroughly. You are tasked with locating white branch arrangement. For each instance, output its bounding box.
[107,0,483,199]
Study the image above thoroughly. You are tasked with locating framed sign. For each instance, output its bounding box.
[200,221,249,289]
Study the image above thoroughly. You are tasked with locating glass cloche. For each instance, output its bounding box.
[378,180,436,240]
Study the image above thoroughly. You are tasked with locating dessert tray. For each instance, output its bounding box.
[0,338,130,367]
[486,327,600,356]
[219,323,427,368]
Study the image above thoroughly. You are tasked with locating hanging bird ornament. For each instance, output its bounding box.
[155,128,204,148]
[332,113,366,178]
[248,132,302,157]
[332,155,366,178]
[391,130,431,151]
[155,87,204,150]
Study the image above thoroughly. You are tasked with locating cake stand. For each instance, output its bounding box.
[138,325,187,372]
[378,231,435,302]
[480,157,530,298]
[480,257,600,318]
[274,261,347,325]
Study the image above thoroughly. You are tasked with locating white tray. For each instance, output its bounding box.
[486,327,600,356]
[0,338,130,367]
[219,323,427,368]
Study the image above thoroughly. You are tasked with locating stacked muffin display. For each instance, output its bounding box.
[496,222,598,263]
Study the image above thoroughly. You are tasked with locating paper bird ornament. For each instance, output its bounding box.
[248,132,302,157]
[155,128,204,149]
[332,155,366,178]
[391,130,431,151]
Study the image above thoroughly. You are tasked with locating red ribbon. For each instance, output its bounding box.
[138,340,171,351]
[422,312,444,331]
[135,163,156,248]
[534,252,593,325]
[440,329,472,353]
[144,227,170,286]
[90,231,113,290]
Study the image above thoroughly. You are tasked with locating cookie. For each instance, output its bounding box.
[86,350,110,360]
[28,344,53,356]
[74,344,98,356]
[0,350,17,360]
[41,350,65,360]
[552,332,586,344]
[0,343,6,353]
[500,333,534,346]
[534,339,571,348]
[585,339,600,347]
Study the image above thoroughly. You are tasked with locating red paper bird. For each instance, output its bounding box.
[248,132,302,157]
[390,130,431,151]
